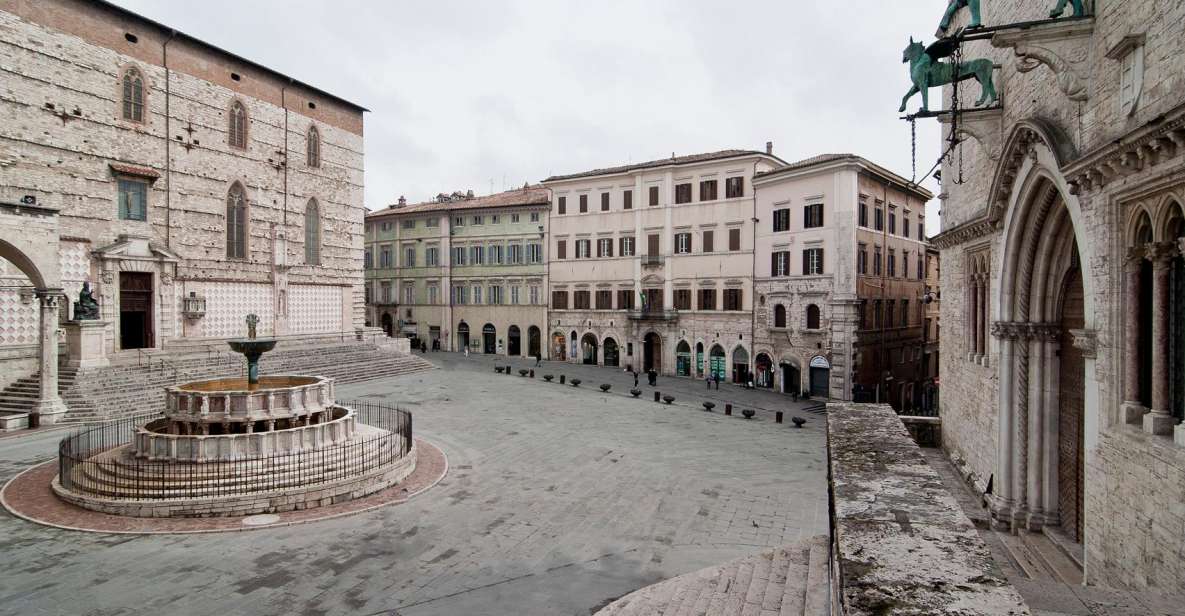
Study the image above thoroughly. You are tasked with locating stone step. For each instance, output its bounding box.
[1021,531,1083,586]
[996,531,1056,581]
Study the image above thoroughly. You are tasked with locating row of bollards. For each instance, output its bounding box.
[504,362,806,427]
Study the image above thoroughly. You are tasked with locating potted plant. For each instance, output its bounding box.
[543,374,554,382]
[519,369,529,377]
[571,378,581,387]
[742,409,756,419]
[630,389,642,398]
[599,384,611,392]
[662,395,675,404]
[495,366,504,374]
[702,402,715,412]
[792,416,807,428]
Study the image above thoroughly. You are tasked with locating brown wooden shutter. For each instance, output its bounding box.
[703,230,713,253]
[648,234,660,256]
[557,240,566,259]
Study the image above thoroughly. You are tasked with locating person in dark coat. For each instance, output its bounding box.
[633,371,639,388]
[648,369,657,386]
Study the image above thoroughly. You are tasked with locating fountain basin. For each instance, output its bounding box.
[165,375,334,423]
[134,405,356,461]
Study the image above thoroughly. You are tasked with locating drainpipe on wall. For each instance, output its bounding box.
[750,158,760,387]
[163,29,177,249]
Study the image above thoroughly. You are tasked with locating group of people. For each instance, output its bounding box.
[625,367,659,387]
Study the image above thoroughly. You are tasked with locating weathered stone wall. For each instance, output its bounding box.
[828,402,1029,614]
[933,0,1185,589]
[0,0,366,351]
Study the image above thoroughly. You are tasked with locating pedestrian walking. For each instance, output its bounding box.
[464,346,470,357]
[705,375,711,390]
[633,371,639,388]
[535,354,542,367]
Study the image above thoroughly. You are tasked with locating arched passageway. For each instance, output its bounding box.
[643,332,662,373]
[380,313,393,337]
[581,333,598,365]
[755,353,774,388]
[675,341,691,376]
[508,325,521,356]
[731,347,749,384]
[708,345,726,381]
[528,326,541,359]
[603,337,619,367]
[551,331,566,361]
[457,321,470,352]
[482,324,497,354]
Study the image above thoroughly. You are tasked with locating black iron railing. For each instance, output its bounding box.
[57,400,413,500]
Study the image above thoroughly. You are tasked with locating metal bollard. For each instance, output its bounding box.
[529,369,535,378]
[654,391,661,402]
[560,375,566,384]
[776,411,784,424]
[725,405,732,416]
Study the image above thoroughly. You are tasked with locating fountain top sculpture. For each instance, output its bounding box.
[228,314,276,387]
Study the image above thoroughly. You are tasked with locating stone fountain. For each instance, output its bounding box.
[52,316,417,518]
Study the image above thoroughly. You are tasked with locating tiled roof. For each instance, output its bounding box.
[367,186,551,218]
[543,149,780,182]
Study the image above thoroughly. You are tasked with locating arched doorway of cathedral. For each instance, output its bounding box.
[457,321,470,352]
[992,127,1095,545]
[528,326,541,359]
[603,337,619,367]
[643,332,662,372]
[507,325,521,356]
[550,331,566,361]
[675,340,691,376]
[755,353,774,388]
[581,333,598,365]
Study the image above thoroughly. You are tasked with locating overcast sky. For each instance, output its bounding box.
[110,0,945,235]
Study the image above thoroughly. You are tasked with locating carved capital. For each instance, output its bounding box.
[1068,328,1097,358]
[1148,241,1178,266]
[991,321,1025,341]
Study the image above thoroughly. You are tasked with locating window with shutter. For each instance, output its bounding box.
[623,190,633,210]
[725,177,743,198]
[699,180,717,201]
[579,194,588,213]
[557,240,566,260]
[558,196,567,215]
[649,186,660,206]
[601,193,610,211]
[675,183,692,204]
[702,230,714,253]
[729,228,741,251]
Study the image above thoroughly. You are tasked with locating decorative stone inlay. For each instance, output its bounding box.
[992,18,1095,103]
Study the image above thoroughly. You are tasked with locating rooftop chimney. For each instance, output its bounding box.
[766,141,773,155]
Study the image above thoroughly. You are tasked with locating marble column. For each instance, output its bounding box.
[967,272,977,360]
[991,321,1016,530]
[976,276,987,358]
[1144,242,1177,435]
[1122,249,1147,422]
[31,290,67,425]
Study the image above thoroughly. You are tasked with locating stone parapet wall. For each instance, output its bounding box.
[827,402,1029,614]
[54,442,416,518]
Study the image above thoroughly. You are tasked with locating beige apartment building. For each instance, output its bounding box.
[364,187,549,357]
[751,155,933,403]
[542,149,784,378]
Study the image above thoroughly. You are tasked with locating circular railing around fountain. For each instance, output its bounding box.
[56,400,412,501]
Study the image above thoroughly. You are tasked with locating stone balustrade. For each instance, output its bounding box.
[164,375,335,423]
[134,405,356,461]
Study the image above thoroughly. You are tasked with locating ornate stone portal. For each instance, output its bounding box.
[52,317,416,517]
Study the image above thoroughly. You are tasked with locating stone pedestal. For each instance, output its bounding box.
[64,320,109,369]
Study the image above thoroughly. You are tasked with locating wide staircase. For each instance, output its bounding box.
[596,536,829,616]
[0,342,434,425]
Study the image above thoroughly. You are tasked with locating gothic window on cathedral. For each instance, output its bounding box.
[228,101,248,149]
[965,249,990,360]
[307,125,320,167]
[226,182,248,259]
[305,198,321,266]
[121,67,144,122]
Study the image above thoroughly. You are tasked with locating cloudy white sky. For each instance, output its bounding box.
[110,0,946,235]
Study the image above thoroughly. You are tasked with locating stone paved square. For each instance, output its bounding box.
[0,354,826,616]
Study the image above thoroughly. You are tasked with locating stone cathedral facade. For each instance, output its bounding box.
[0,0,368,383]
[931,0,1185,589]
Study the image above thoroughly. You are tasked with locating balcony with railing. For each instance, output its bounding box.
[627,308,679,321]
[641,255,663,267]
